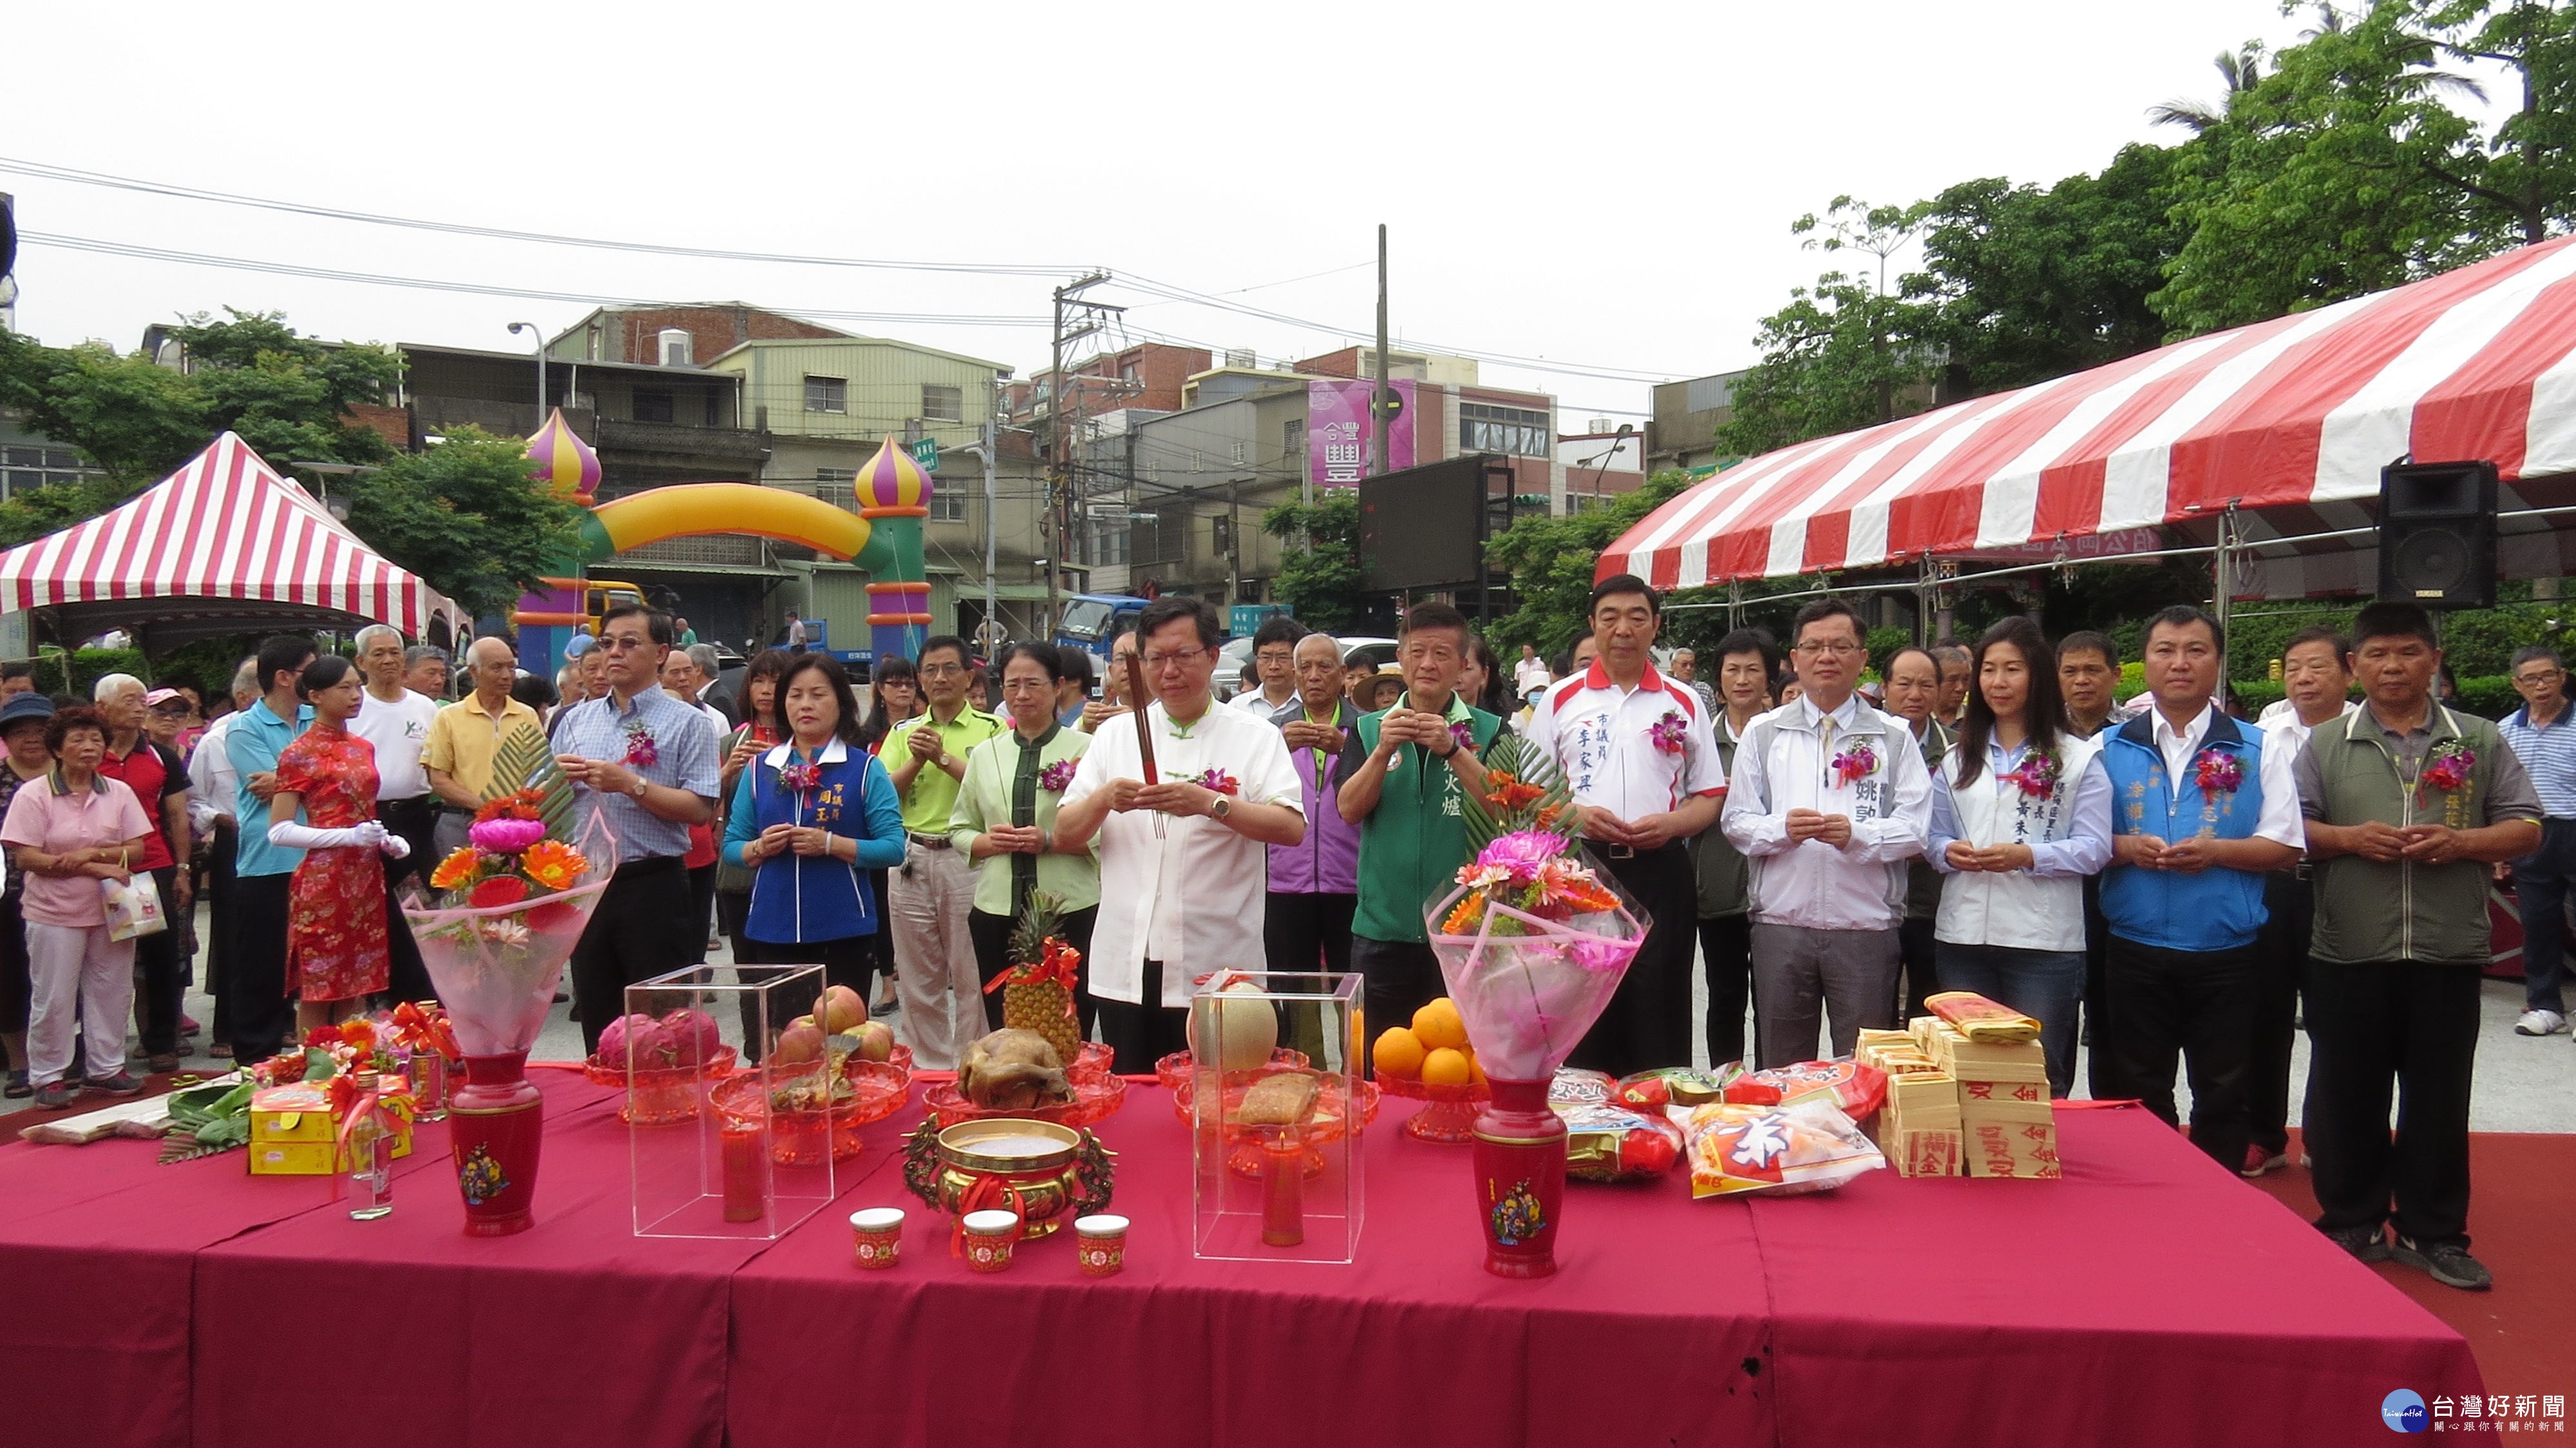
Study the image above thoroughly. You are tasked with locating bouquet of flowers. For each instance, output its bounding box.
[404,729,617,1060]
[1427,736,1643,1081]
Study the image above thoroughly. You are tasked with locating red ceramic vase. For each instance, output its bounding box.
[1470,1076,1565,1279]
[449,1050,545,1237]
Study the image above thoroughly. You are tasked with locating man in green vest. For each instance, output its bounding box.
[1337,603,1500,1048]
[2295,601,2541,1291]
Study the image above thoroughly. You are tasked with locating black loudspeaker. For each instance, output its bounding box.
[2377,460,2497,609]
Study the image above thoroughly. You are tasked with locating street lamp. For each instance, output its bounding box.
[506,321,547,428]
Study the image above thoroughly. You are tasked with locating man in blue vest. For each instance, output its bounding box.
[2096,605,2302,1171]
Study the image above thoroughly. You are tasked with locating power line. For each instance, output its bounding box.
[22,232,1051,328]
[0,157,1089,278]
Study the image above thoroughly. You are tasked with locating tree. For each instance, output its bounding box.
[1260,491,1362,632]
[1717,199,1944,457]
[339,428,587,622]
[1482,472,1692,656]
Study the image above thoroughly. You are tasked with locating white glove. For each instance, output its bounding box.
[268,818,386,852]
[378,832,412,861]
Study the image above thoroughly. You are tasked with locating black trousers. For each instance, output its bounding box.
[1262,891,1356,979]
[1568,842,1694,1078]
[717,888,752,964]
[687,863,719,964]
[2098,935,2256,1172]
[204,821,236,1045]
[227,872,295,1064]
[734,933,877,1060]
[2306,959,2482,1248]
[2248,870,2315,1155]
[2509,816,2576,1015]
[569,857,697,1055]
[377,795,435,1004]
[1097,958,1190,1075]
[971,904,1098,1038]
[1698,911,1755,1068]
[135,866,183,1056]
[1350,935,1447,1073]
[1895,913,1939,1025]
[2081,873,2113,1097]
[0,895,27,1036]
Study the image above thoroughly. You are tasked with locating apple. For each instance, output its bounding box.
[774,1020,826,1065]
[852,1020,895,1063]
[819,985,867,1034]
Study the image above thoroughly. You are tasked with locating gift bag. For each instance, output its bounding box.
[102,869,167,941]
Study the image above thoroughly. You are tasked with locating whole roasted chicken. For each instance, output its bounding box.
[958,1029,1075,1111]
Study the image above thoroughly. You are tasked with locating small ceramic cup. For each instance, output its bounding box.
[962,1209,1019,1273]
[850,1208,904,1270]
[1074,1214,1129,1277]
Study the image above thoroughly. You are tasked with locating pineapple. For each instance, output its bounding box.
[1003,891,1082,1067]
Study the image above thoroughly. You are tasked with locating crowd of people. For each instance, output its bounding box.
[0,576,2549,1295]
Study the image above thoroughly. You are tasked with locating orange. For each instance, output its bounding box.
[1464,1049,1488,1087]
[1421,1047,1472,1087]
[1372,1027,1426,1080]
[1412,998,1470,1053]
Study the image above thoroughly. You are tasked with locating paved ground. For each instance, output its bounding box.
[8,908,2572,1133]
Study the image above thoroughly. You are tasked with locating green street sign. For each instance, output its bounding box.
[909,437,939,472]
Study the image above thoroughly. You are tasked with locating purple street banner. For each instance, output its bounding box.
[1309,378,1416,489]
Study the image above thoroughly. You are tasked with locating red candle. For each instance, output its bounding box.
[1260,1136,1304,1247]
[721,1125,768,1224]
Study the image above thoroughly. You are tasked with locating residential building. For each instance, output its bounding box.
[0,416,106,502]
[547,303,845,370]
[1646,370,1743,475]
[1006,341,1210,426]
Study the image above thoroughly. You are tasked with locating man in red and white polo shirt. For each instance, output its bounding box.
[1525,574,1727,1074]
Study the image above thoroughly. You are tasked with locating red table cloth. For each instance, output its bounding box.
[0,1079,2477,1448]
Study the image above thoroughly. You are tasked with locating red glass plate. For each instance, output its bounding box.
[1170,1065,1381,1178]
[1374,1071,1490,1143]
[922,1069,1126,1130]
[1152,1047,1311,1096]
[709,1054,916,1166]
[582,1044,740,1125]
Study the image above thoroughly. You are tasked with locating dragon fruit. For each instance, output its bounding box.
[660,1008,721,1066]
[594,1012,659,1064]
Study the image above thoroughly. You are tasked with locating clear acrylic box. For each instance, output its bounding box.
[1189,970,1365,1264]
[627,962,836,1239]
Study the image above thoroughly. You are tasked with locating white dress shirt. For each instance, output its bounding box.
[187,710,241,835]
[1524,659,1728,824]
[1063,698,1303,1006]
[1721,691,1933,931]
[2148,701,2305,848]
[350,687,440,799]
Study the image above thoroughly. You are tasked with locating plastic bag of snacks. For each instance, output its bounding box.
[1682,1099,1886,1199]
[1722,1058,1888,1119]
[1548,1069,1686,1182]
[1613,1065,1739,1115]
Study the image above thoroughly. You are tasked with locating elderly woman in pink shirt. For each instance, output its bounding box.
[2,706,154,1109]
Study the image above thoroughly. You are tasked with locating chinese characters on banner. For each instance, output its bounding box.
[1307,378,1417,489]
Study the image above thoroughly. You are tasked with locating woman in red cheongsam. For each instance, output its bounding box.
[268,655,408,1033]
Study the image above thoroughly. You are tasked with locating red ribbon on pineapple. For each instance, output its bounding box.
[980,937,1083,1019]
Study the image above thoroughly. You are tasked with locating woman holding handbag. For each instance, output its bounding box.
[1,706,154,1109]
[266,656,410,1036]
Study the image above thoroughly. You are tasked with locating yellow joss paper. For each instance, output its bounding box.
[1925,991,2041,1045]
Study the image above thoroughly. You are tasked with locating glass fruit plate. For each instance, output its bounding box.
[582,1045,741,1125]
[1170,1063,1379,1179]
[1374,1071,1490,1143]
[709,1050,916,1166]
[1151,1047,1309,1097]
[922,1070,1127,1130]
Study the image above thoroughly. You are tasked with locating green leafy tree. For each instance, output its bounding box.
[1260,491,1362,632]
[339,428,587,622]
[1717,199,1943,457]
[1484,472,1692,656]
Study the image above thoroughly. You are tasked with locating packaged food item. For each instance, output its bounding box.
[1613,1065,1736,1114]
[1548,1069,1685,1182]
[1721,1058,1888,1119]
[1681,1100,1885,1198]
[1924,991,2041,1045]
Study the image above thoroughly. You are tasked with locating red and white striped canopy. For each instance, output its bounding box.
[0,432,465,643]
[1603,236,2576,589]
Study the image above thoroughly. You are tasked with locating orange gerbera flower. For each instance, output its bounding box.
[338,1017,377,1054]
[473,790,545,824]
[520,838,588,892]
[1482,772,1544,810]
[429,846,482,891]
[1441,894,1486,935]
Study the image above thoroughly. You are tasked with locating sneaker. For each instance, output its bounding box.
[2514,1008,2568,1036]
[84,1071,145,1098]
[2323,1223,2391,1262]
[33,1080,78,1109]
[2241,1145,2289,1178]
[2392,1235,2492,1291]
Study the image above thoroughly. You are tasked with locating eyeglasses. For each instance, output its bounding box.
[1143,647,1208,669]
[1795,641,1863,657]
[1255,650,1296,665]
[918,663,969,678]
[2517,670,2562,685]
[596,635,652,653]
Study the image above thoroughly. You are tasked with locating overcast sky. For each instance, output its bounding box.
[6,0,2327,424]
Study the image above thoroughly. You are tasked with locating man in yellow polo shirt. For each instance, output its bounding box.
[424,636,545,857]
[883,635,1006,1069]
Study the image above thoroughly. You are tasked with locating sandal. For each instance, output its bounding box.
[4,1069,28,1100]
[208,1042,234,1059]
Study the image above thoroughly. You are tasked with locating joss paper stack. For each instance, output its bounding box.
[1912,1013,2058,1180]
[1855,1030,1959,1177]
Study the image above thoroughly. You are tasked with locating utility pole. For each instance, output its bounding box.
[981,372,999,651]
[1372,224,1391,480]
[1046,272,1119,635]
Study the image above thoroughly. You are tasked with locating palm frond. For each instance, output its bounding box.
[1461,734,1575,853]
[486,725,574,832]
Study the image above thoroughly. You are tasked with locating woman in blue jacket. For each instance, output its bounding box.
[723,653,905,1030]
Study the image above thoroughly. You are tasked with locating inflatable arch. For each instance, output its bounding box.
[511,410,933,676]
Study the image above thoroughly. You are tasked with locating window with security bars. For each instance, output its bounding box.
[806,376,848,414]
[929,491,967,523]
[814,469,857,509]
[1459,402,1551,457]
[632,390,675,424]
[0,446,102,501]
[921,385,964,423]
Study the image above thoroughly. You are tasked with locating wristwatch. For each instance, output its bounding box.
[628,776,649,799]
[1209,795,1232,822]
